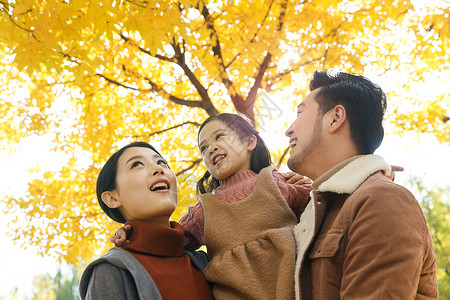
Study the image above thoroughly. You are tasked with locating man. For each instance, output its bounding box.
[286,70,437,299]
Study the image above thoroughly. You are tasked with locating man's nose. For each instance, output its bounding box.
[285,123,294,137]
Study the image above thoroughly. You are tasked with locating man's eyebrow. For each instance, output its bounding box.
[297,103,306,109]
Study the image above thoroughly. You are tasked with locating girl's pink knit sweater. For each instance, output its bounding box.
[179,169,311,250]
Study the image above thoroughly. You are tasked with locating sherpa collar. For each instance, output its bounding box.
[313,154,391,194]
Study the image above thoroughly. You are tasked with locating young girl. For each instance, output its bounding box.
[114,113,311,299]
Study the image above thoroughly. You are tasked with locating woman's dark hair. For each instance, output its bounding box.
[309,70,387,154]
[196,113,272,195]
[96,141,164,223]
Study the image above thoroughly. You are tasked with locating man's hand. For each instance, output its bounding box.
[282,172,313,185]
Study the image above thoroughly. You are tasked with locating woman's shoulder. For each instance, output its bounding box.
[185,249,209,272]
[79,258,135,299]
[87,261,127,282]
[80,248,127,281]
[79,247,161,300]
[81,261,147,300]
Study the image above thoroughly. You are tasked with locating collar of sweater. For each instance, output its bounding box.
[122,220,185,257]
[217,169,258,190]
[312,154,391,194]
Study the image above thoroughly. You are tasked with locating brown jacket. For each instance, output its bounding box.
[294,155,438,299]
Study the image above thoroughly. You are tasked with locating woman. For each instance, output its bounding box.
[79,141,213,300]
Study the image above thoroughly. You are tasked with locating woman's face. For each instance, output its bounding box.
[107,147,178,226]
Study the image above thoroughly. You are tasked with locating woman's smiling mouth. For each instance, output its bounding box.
[150,179,170,192]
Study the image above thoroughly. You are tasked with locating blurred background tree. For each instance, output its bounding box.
[410,176,450,298]
[0,0,448,272]
[31,266,80,300]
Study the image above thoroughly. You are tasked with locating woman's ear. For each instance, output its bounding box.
[247,135,258,151]
[101,191,122,209]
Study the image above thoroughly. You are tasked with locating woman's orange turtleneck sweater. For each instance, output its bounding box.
[121,219,214,300]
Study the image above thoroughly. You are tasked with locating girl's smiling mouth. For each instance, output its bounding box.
[212,154,226,166]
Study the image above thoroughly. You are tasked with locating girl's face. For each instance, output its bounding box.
[198,119,256,180]
[103,147,178,227]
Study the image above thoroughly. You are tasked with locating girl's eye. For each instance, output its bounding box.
[131,161,144,168]
[200,145,207,153]
[215,133,224,140]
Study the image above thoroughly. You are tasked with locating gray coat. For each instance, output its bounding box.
[79,247,209,300]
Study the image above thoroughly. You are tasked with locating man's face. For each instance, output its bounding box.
[285,88,324,178]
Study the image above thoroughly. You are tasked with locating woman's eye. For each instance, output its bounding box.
[157,159,168,166]
[131,161,144,168]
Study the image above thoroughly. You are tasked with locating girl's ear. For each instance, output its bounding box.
[247,135,257,151]
[101,191,122,209]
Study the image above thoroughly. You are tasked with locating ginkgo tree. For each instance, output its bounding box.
[0,0,448,264]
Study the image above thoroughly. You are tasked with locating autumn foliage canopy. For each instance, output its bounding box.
[0,0,448,264]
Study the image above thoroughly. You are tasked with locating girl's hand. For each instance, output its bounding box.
[110,224,132,246]
[282,172,313,185]
[388,165,404,182]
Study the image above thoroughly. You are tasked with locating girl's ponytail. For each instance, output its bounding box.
[196,170,220,195]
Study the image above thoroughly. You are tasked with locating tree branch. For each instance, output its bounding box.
[175,158,202,176]
[97,73,141,90]
[3,4,39,41]
[97,72,206,109]
[321,24,342,68]
[119,32,173,62]
[225,0,275,68]
[117,32,219,114]
[199,2,226,70]
[265,56,324,91]
[276,146,290,169]
[143,75,206,108]
[198,2,240,100]
[171,38,220,116]
[239,52,272,120]
[106,34,219,115]
[239,0,288,122]
[130,121,201,139]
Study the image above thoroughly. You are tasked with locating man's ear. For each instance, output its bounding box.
[247,135,258,151]
[101,191,122,209]
[328,105,346,134]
